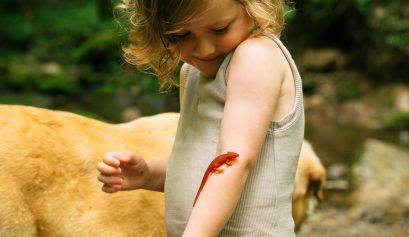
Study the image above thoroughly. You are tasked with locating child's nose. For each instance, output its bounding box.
[193,37,216,58]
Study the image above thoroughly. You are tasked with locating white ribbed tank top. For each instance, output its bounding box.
[165,35,304,236]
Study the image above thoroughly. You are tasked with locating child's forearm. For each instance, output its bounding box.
[144,159,167,192]
[182,161,251,237]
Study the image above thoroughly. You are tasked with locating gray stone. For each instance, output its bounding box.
[350,138,409,222]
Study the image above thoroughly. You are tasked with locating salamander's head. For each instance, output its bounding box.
[227,151,239,158]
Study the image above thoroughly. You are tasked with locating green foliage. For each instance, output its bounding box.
[73,30,119,60]
[139,74,161,94]
[348,143,364,167]
[301,74,318,95]
[34,2,99,37]
[0,0,156,98]
[0,14,34,45]
[381,112,409,132]
[369,3,409,50]
[336,76,364,101]
[286,0,409,81]
[0,93,52,108]
[354,0,370,13]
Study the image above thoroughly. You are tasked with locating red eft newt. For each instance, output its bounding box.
[193,151,239,206]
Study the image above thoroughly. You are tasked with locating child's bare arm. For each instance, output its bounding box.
[183,38,287,236]
[145,159,167,192]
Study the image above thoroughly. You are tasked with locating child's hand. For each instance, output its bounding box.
[97,152,149,193]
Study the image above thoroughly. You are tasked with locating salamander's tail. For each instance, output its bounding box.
[193,151,239,207]
[193,178,206,206]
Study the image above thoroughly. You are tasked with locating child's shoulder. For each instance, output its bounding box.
[237,35,277,50]
[234,35,286,63]
[227,35,288,80]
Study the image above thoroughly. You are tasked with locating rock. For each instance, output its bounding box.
[338,100,381,129]
[121,107,142,122]
[304,94,325,111]
[350,139,409,222]
[399,131,409,145]
[297,205,409,237]
[327,163,348,180]
[394,85,409,112]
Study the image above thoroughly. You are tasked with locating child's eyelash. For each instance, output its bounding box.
[211,25,229,33]
[175,32,191,40]
[173,24,229,40]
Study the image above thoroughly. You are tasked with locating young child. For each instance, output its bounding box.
[97,0,304,236]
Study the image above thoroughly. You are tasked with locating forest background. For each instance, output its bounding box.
[1,0,407,121]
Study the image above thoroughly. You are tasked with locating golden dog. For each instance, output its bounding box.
[292,140,326,231]
[0,105,325,236]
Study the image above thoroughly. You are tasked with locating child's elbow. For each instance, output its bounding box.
[240,155,258,171]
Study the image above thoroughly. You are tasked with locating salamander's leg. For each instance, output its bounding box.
[225,160,234,166]
[226,157,238,166]
[213,168,224,173]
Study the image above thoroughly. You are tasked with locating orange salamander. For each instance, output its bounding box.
[193,151,239,206]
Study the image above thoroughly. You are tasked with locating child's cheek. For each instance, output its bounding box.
[219,34,245,53]
[179,53,190,64]
[178,47,191,64]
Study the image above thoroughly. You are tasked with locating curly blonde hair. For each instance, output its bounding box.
[117,0,285,89]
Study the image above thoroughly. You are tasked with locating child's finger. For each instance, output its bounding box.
[101,184,121,193]
[103,152,122,167]
[97,173,123,185]
[97,162,121,175]
[117,153,140,165]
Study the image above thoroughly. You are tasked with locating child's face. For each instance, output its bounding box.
[174,0,254,77]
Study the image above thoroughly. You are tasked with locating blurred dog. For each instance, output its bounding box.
[0,105,325,236]
[292,140,326,231]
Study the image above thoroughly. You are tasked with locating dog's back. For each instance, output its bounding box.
[0,105,177,237]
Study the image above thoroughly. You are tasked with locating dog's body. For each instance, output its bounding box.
[0,105,175,237]
[0,105,325,236]
[292,140,326,231]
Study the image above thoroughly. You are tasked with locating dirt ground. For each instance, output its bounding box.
[297,204,409,237]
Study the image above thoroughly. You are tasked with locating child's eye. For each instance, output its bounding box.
[211,25,229,34]
[175,31,190,40]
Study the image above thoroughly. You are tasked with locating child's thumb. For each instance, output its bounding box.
[117,153,139,165]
